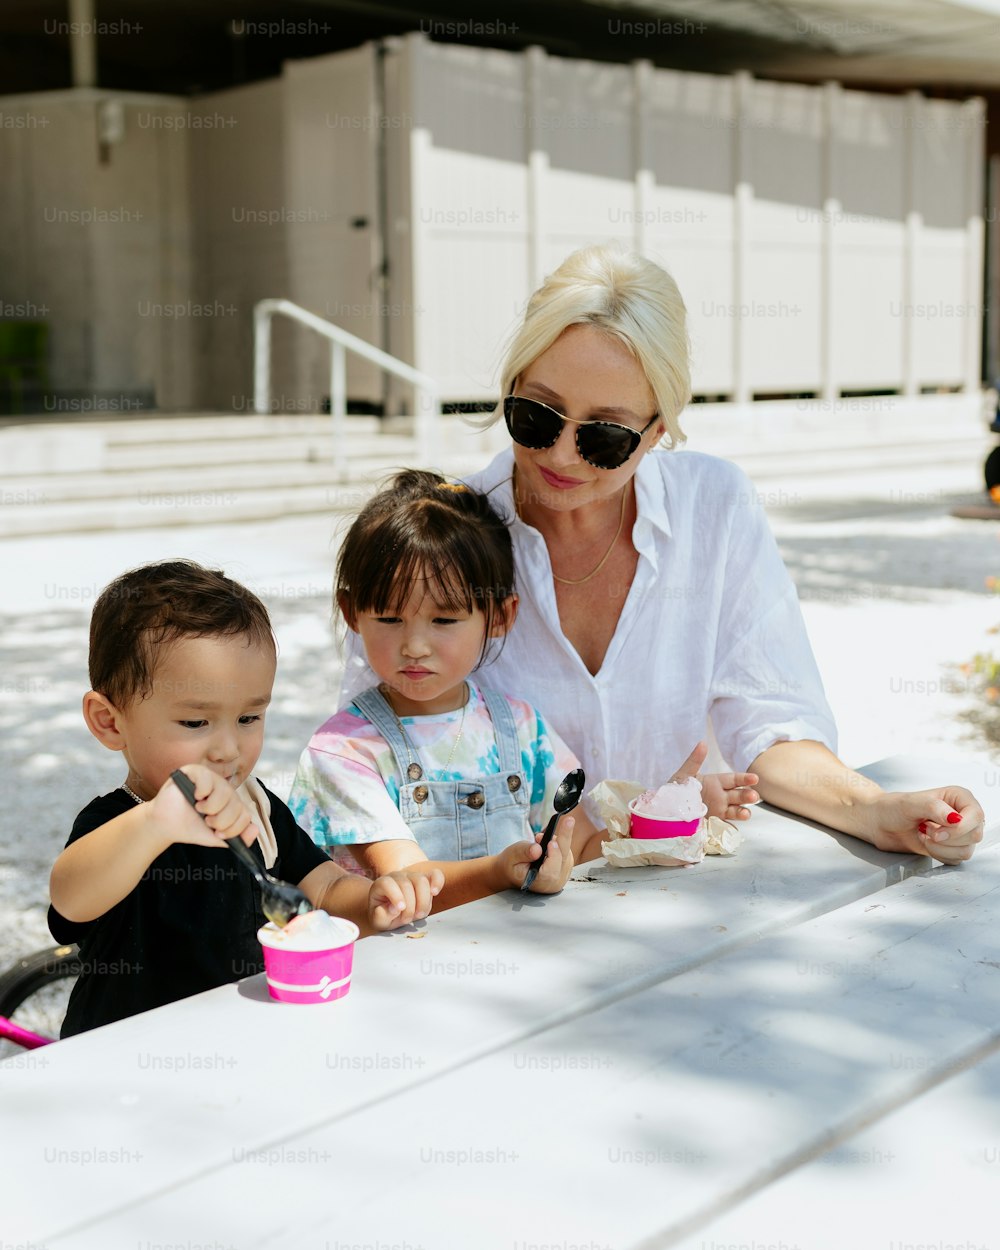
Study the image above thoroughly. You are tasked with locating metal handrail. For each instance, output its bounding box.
[253,298,439,481]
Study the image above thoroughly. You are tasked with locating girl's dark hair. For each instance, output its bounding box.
[337,470,515,667]
[89,559,276,709]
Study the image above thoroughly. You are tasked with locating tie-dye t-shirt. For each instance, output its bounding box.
[288,682,580,873]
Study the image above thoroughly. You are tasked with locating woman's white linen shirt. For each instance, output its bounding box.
[339,447,837,790]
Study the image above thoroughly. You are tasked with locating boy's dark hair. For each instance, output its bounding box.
[336,470,515,667]
[89,560,275,708]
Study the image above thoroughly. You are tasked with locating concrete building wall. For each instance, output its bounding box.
[188,80,290,412]
[0,90,194,413]
[284,47,381,409]
[185,52,384,414]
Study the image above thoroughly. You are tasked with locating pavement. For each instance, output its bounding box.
[3,419,1000,971]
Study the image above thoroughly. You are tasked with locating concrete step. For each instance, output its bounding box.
[3,439,990,540]
[104,435,417,473]
[0,413,508,537]
[0,396,993,538]
[6,458,405,506]
[1,413,395,477]
[0,481,382,538]
[691,433,991,483]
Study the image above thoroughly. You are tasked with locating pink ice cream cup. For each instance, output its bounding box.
[628,778,707,839]
[628,800,701,839]
[257,915,360,1004]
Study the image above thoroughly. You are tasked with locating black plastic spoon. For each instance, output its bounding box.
[170,769,314,928]
[521,767,585,892]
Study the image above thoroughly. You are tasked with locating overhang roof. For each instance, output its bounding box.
[598,0,1000,87]
[2,0,999,97]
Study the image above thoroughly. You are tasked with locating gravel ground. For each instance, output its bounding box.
[3,440,1000,974]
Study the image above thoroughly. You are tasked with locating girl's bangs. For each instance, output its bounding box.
[360,546,476,617]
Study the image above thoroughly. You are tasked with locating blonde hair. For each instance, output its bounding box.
[494,244,691,449]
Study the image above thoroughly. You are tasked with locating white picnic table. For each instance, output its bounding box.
[3,754,999,1249]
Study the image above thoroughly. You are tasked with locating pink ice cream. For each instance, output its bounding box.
[633,778,707,822]
[258,910,355,952]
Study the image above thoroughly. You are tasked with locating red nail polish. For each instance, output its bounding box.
[946,812,962,825]
[918,821,928,834]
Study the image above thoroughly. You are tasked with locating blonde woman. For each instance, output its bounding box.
[343,244,983,863]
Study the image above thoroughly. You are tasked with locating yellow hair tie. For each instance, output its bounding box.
[436,482,471,493]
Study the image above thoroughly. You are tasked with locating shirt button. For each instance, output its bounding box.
[591,748,599,759]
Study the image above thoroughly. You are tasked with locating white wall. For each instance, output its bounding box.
[0,90,194,412]
[284,47,381,408]
[188,79,290,412]
[390,39,531,407]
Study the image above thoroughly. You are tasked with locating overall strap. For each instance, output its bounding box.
[478,685,524,774]
[352,687,414,781]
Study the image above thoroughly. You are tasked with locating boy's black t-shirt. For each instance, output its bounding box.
[48,784,331,1037]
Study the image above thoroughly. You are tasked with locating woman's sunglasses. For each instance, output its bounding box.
[503,395,659,471]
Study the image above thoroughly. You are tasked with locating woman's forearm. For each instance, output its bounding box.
[750,739,882,840]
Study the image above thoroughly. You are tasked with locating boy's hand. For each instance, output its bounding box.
[368,866,444,930]
[496,816,576,894]
[700,770,759,822]
[150,765,259,849]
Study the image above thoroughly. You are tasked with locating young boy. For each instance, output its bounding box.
[49,560,443,1037]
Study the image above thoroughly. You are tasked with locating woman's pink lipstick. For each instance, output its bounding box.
[539,467,583,490]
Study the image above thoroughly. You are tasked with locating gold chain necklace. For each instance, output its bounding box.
[514,470,628,586]
[380,682,469,781]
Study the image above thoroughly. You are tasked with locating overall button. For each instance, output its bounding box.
[406,762,423,781]
[464,791,485,809]
[507,775,522,792]
[413,785,429,803]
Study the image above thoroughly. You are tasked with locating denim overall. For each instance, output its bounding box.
[351,685,531,861]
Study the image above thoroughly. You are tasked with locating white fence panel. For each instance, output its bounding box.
[395,34,982,406]
[406,38,531,401]
[910,96,982,390]
[742,80,824,395]
[829,90,907,392]
[643,70,737,397]
[535,55,635,270]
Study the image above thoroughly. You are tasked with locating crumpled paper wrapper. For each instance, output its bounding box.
[591,779,744,868]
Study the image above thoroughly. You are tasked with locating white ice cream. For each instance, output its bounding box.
[633,777,707,822]
[258,910,357,951]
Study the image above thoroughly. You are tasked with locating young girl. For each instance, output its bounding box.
[289,471,757,909]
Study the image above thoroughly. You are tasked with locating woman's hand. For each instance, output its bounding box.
[667,741,709,781]
[751,741,987,865]
[857,788,985,864]
[700,771,760,822]
[662,742,759,822]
